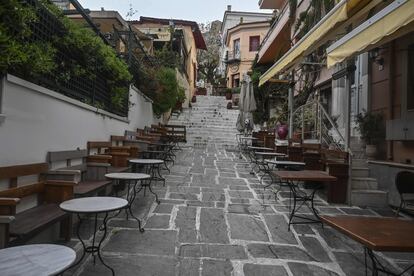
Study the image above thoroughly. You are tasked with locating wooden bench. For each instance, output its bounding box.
[161,124,187,143]
[125,130,158,144]
[47,149,113,196]
[0,163,74,248]
[87,141,130,171]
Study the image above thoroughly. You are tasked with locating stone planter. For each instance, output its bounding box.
[365,144,377,159]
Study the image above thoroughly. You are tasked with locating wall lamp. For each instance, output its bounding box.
[369,47,384,70]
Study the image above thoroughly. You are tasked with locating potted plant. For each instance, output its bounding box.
[356,111,385,159]
[225,88,232,100]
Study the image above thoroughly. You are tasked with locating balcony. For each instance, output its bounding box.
[257,2,291,64]
[224,51,241,64]
[259,0,286,10]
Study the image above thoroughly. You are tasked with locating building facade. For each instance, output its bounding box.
[224,21,270,88]
[131,17,207,108]
[218,6,273,77]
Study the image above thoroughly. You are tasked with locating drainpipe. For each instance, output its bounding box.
[387,41,395,160]
[288,72,294,139]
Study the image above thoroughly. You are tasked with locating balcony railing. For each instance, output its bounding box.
[258,2,289,57]
[224,51,241,64]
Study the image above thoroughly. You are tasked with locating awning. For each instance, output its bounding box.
[259,0,368,86]
[327,0,414,68]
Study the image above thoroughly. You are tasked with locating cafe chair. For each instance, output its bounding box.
[395,171,414,216]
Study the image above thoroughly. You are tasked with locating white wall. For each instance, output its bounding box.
[0,75,154,166]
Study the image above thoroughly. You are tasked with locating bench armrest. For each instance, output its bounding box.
[46,170,81,183]
[0,216,14,224]
[44,180,76,203]
[0,198,20,206]
[0,215,14,249]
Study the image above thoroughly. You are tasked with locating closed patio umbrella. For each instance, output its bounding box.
[236,74,256,133]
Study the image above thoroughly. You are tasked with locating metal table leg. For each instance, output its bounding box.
[69,213,115,275]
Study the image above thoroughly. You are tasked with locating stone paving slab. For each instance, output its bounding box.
[66,110,414,276]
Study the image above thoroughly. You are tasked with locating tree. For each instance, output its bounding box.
[197,21,221,85]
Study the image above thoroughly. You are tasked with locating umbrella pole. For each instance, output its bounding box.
[288,72,294,139]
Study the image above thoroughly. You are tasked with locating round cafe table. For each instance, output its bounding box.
[105,173,151,232]
[129,159,165,204]
[0,244,76,276]
[60,197,128,276]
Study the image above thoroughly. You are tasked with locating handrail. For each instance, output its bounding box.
[290,100,353,156]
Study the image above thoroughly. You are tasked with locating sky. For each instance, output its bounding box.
[78,0,271,23]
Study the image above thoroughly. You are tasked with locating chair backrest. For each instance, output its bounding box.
[395,171,414,194]
[47,149,88,172]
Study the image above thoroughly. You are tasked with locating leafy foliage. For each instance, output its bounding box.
[197,21,221,85]
[356,111,385,145]
[0,0,56,76]
[152,67,184,116]
[1,0,132,110]
[251,57,289,125]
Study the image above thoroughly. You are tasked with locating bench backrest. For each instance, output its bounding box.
[0,163,49,214]
[87,141,112,155]
[125,130,138,140]
[47,149,88,172]
[111,135,125,146]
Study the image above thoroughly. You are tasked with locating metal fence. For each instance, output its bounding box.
[10,0,129,117]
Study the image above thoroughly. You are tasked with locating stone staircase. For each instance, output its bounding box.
[350,137,388,207]
[168,95,239,148]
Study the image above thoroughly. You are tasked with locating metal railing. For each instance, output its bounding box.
[258,1,289,55]
[224,51,241,63]
[291,100,350,153]
[9,0,129,117]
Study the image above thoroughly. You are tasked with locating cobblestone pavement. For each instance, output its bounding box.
[66,143,414,276]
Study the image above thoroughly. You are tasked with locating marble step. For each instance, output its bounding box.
[351,190,388,208]
[352,158,367,167]
[351,167,369,178]
[351,177,378,190]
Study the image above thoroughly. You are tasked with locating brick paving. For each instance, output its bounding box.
[66,97,414,276]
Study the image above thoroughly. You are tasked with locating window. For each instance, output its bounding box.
[407,44,414,110]
[249,36,260,52]
[232,74,240,88]
[233,39,240,57]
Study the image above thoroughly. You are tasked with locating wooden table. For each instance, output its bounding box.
[0,244,76,276]
[273,170,337,230]
[105,173,151,231]
[321,216,414,275]
[60,197,128,276]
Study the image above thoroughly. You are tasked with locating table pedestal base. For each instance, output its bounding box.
[287,181,323,231]
[69,213,114,276]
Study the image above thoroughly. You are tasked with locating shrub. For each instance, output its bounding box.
[152,67,185,116]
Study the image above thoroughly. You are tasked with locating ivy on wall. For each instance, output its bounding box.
[0,0,132,110]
